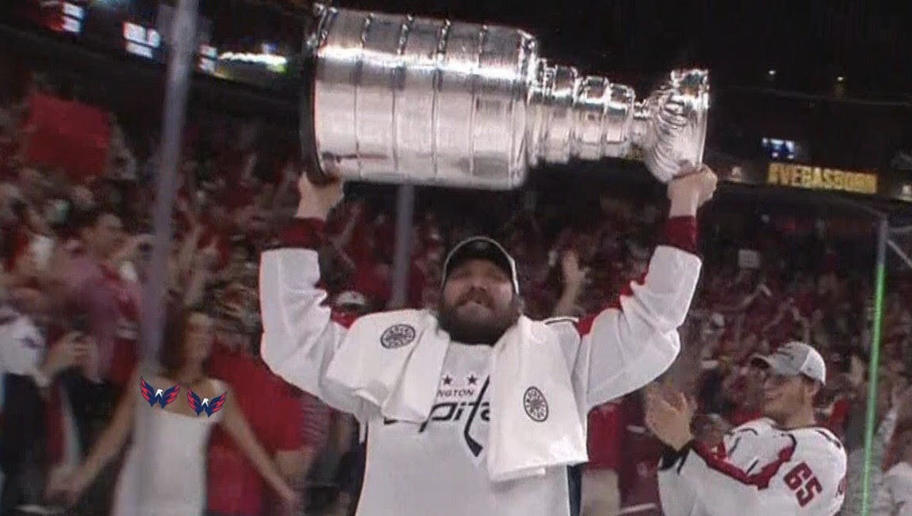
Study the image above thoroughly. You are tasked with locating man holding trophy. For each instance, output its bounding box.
[260,4,716,515]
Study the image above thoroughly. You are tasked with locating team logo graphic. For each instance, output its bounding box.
[380,324,416,349]
[187,390,227,417]
[385,375,491,459]
[461,378,489,456]
[523,386,549,422]
[139,377,180,408]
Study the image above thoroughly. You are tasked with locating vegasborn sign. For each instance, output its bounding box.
[767,162,878,195]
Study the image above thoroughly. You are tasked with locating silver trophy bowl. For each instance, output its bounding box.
[301,4,709,189]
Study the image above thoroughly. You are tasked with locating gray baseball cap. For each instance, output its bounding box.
[751,341,827,385]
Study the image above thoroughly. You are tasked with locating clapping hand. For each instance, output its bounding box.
[644,383,696,451]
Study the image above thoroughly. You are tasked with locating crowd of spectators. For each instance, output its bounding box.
[1,58,911,516]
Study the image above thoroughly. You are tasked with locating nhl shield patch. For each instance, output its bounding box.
[523,386,549,422]
[380,324,417,349]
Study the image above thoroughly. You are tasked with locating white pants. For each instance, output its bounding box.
[581,469,621,516]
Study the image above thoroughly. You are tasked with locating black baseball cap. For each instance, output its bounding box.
[441,236,520,293]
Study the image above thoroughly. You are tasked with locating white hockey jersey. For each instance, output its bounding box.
[658,418,847,516]
[258,218,702,516]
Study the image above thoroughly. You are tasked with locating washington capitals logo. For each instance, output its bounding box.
[187,390,227,417]
[139,377,180,408]
[384,376,490,459]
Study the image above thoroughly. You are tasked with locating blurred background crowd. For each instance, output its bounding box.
[2,0,912,514]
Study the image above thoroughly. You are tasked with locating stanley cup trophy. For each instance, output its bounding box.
[300,3,709,189]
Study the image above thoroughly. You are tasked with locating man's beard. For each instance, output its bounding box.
[437,291,521,346]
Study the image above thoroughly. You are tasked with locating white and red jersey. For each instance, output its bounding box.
[658,418,847,516]
[258,217,702,516]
